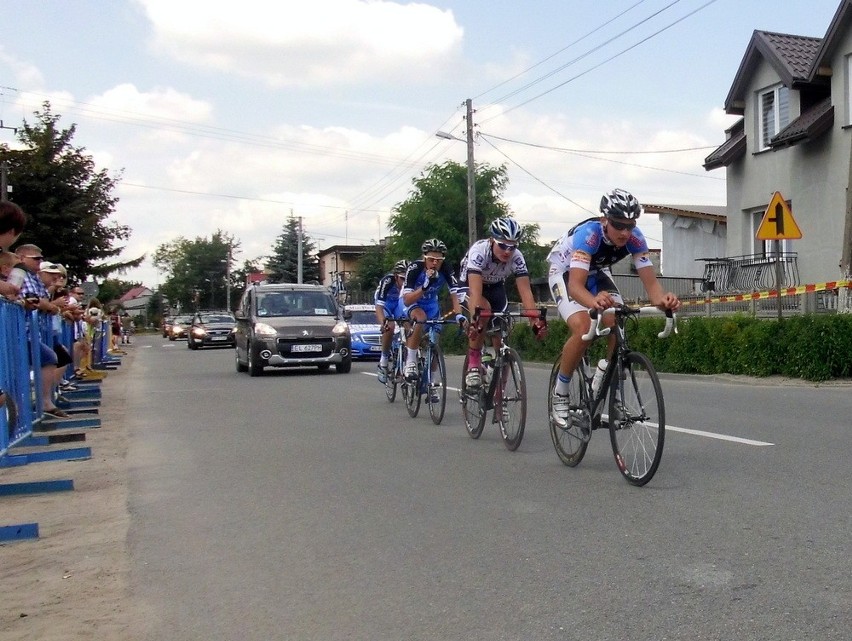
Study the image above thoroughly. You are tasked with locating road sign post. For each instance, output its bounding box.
[756,192,803,320]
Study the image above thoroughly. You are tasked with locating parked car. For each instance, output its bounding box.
[168,315,194,341]
[344,304,383,359]
[188,311,236,349]
[233,283,352,376]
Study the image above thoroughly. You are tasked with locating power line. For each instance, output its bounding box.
[482,132,716,155]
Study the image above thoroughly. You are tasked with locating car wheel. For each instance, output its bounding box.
[169,335,175,341]
[248,344,264,377]
[235,348,248,372]
[335,356,352,374]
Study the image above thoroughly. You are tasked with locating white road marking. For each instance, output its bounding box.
[362,372,775,446]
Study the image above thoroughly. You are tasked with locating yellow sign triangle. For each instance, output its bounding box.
[756,191,802,240]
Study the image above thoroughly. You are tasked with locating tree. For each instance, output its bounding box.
[0,102,143,282]
[153,230,238,311]
[388,161,511,265]
[348,244,389,293]
[267,214,319,283]
[97,278,143,308]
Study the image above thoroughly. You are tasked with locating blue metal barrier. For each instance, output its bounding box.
[1,299,36,457]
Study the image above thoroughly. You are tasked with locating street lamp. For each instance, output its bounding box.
[435,99,477,246]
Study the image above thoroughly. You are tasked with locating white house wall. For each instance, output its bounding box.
[659,213,727,278]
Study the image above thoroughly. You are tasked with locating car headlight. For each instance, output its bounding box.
[191,327,206,336]
[332,321,349,335]
[254,322,277,337]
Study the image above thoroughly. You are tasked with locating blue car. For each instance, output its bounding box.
[344,304,383,359]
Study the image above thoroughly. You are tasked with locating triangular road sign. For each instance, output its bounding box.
[756,191,802,240]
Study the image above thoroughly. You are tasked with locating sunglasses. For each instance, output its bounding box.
[423,255,444,262]
[495,241,517,252]
[607,220,636,232]
[24,255,44,260]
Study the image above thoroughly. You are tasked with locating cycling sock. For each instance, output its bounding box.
[555,372,571,395]
[405,350,418,366]
[379,354,389,367]
[468,348,481,369]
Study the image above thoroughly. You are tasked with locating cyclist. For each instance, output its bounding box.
[459,217,546,388]
[374,259,410,383]
[547,188,680,426]
[402,238,464,382]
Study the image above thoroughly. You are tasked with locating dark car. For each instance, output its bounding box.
[344,304,383,359]
[233,283,351,376]
[168,315,194,341]
[188,311,236,349]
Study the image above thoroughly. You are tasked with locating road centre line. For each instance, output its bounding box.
[363,372,774,446]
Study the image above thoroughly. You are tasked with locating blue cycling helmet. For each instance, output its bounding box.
[489,217,522,242]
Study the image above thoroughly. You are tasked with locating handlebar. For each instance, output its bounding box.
[580,305,677,342]
[471,306,548,323]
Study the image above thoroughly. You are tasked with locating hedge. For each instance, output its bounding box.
[439,313,852,382]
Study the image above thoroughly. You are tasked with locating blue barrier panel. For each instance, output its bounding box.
[0,523,39,542]
[0,299,36,458]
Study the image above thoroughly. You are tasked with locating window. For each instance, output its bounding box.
[758,85,790,150]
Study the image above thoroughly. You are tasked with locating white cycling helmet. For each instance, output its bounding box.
[489,217,522,242]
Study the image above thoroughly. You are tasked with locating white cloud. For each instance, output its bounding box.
[88,83,214,125]
[0,48,45,89]
[137,0,464,87]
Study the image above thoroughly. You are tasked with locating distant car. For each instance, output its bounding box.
[234,283,352,376]
[168,315,194,341]
[162,317,173,338]
[188,311,236,349]
[344,304,383,359]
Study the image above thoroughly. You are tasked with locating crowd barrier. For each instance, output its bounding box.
[676,279,851,317]
[0,298,120,542]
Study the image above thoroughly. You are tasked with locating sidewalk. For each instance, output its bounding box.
[0,349,138,641]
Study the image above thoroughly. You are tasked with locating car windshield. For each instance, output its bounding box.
[200,314,234,323]
[174,316,193,325]
[348,310,377,324]
[257,292,336,317]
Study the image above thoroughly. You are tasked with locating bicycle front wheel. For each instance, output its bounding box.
[548,356,590,467]
[427,344,447,425]
[385,347,399,403]
[461,354,486,439]
[498,347,527,451]
[608,351,665,486]
[405,357,422,418]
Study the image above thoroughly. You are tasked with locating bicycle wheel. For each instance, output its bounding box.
[405,356,422,418]
[547,356,591,466]
[427,344,447,425]
[460,353,486,439]
[498,347,527,451]
[608,351,665,486]
[385,346,398,403]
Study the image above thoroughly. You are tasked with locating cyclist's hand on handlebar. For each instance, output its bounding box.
[655,292,681,312]
[592,291,615,310]
[455,312,467,327]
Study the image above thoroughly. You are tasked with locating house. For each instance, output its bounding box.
[118,286,153,315]
[704,0,852,286]
[317,245,370,292]
[645,204,727,279]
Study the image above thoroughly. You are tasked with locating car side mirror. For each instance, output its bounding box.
[343,309,352,320]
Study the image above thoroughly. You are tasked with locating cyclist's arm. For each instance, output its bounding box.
[402,263,424,306]
[637,266,680,310]
[514,275,539,313]
[466,271,485,314]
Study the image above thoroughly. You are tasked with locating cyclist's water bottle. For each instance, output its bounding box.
[481,350,494,385]
[591,358,608,395]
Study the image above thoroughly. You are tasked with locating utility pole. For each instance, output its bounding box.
[0,161,7,202]
[297,214,303,284]
[465,98,477,246]
[841,136,852,313]
[224,244,232,312]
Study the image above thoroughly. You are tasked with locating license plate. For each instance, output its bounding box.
[369,346,382,352]
[211,336,228,341]
[292,344,322,353]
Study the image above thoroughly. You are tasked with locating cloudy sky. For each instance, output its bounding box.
[0,0,843,287]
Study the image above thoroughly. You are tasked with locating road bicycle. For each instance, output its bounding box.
[460,308,546,451]
[381,317,409,404]
[403,317,452,425]
[547,305,676,486]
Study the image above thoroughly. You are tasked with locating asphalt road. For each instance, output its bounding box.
[124,335,851,640]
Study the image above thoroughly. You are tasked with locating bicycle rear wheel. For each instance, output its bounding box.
[608,351,665,486]
[405,356,422,418]
[460,354,486,438]
[427,344,447,425]
[498,347,527,451]
[547,356,590,466]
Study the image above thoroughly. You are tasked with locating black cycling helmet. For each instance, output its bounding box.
[600,188,642,220]
[421,238,448,256]
[393,259,410,274]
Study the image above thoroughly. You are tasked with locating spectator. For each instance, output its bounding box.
[121,312,134,344]
[0,249,25,299]
[0,201,26,251]
[14,246,70,419]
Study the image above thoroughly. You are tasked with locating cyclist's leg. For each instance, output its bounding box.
[403,304,427,380]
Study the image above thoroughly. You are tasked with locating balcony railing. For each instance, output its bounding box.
[697,252,799,293]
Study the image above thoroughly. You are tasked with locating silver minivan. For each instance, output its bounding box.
[233,283,352,376]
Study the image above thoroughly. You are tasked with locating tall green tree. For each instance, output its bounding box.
[267,214,319,283]
[388,160,511,265]
[348,244,389,293]
[153,230,238,311]
[0,102,143,281]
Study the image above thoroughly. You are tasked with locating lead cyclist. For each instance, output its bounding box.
[547,188,680,427]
